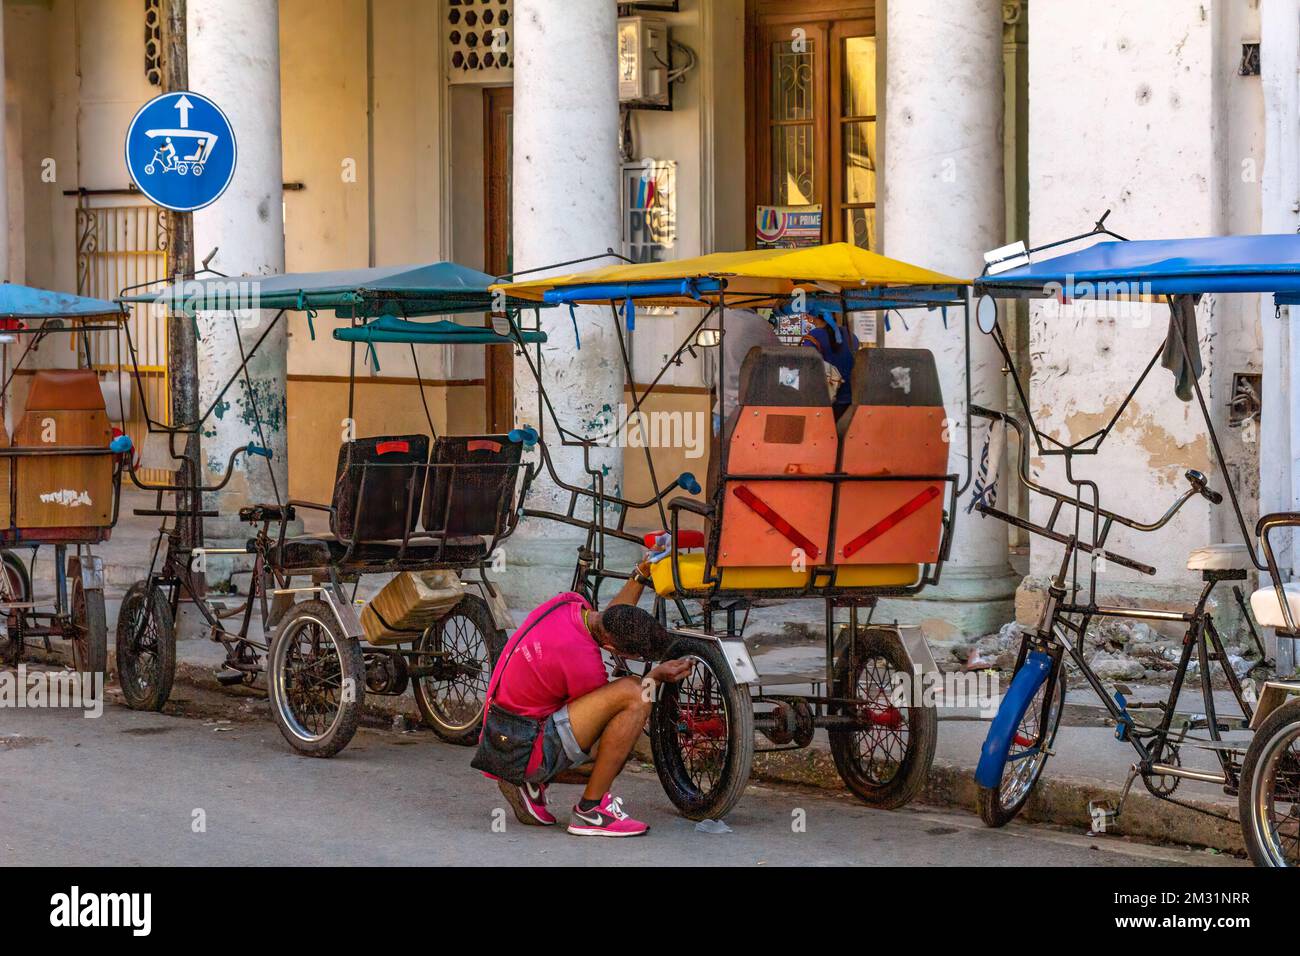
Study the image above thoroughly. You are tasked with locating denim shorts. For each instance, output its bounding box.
[525,704,593,785]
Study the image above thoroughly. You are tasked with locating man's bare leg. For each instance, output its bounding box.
[564,677,650,801]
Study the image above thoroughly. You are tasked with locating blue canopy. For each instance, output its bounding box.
[119,261,544,318]
[977,234,1300,297]
[0,283,125,321]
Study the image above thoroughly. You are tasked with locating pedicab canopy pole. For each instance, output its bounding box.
[162,0,200,555]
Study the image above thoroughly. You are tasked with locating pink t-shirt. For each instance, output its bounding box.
[485,592,609,776]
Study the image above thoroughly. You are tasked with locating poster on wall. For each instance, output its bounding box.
[756,205,823,248]
[623,159,677,264]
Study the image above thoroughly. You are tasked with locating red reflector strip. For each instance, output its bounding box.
[642,529,706,550]
[840,485,942,559]
[732,485,820,560]
[466,439,503,453]
[375,440,411,456]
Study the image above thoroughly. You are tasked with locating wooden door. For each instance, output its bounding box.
[484,86,514,433]
[748,1,877,248]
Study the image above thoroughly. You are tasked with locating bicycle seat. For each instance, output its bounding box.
[239,503,296,524]
[1186,542,1250,571]
[1250,582,1300,632]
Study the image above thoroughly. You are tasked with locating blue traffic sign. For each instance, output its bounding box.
[124,91,237,212]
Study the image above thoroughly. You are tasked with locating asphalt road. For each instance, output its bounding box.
[0,683,1240,867]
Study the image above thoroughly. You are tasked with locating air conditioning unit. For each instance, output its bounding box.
[618,16,671,109]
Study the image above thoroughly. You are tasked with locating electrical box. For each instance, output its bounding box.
[618,16,671,108]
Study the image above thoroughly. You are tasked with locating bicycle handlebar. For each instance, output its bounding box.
[971,404,1215,534]
[125,442,262,494]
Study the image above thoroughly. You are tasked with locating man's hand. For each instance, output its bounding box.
[648,658,695,684]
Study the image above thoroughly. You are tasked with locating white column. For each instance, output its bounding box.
[882,0,1018,637]
[512,0,623,519]
[1259,0,1300,673]
[189,0,288,540]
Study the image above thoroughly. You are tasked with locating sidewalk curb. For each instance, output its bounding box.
[168,665,1244,855]
[738,743,1245,855]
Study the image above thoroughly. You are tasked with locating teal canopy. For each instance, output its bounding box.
[118,261,545,318]
[0,283,125,321]
[334,315,546,346]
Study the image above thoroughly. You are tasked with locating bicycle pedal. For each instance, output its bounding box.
[1087,799,1119,834]
[215,669,245,686]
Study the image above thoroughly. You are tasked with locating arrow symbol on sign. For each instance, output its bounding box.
[174,95,194,128]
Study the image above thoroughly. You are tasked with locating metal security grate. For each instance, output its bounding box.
[145,0,163,86]
[447,0,513,81]
[76,201,172,482]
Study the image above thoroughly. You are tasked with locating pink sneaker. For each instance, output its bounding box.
[498,780,557,826]
[566,793,649,837]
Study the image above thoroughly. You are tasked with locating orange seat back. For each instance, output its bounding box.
[833,348,946,565]
[13,370,114,529]
[716,347,837,568]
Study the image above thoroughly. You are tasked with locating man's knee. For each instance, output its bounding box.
[613,676,651,714]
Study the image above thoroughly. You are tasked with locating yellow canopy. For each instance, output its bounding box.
[495,243,969,308]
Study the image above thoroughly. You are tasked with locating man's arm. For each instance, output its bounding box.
[606,558,653,608]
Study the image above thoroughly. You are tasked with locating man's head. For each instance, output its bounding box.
[589,605,674,661]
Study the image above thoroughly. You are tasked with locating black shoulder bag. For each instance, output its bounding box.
[470,600,571,785]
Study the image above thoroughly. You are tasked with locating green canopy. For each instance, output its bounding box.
[334,315,546,346]
[118,261,546,319]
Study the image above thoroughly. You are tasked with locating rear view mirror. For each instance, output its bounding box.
[976,294,999,335]
[695,328,722,348]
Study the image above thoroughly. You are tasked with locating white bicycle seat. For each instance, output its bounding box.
[1186,542,1250,571]
[1250,582,1300,631]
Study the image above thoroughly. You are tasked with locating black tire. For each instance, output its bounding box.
[0,550,29,665]
[650,637,754,820]
[977,663,1066,828]
[1239,697,1300,867]
[69,575,108,680]
[116,581,176,711]
[412,593,499,745]
[829,626,938,809]
[267,599,364,757]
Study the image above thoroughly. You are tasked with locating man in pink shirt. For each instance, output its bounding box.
[486,558,692,837]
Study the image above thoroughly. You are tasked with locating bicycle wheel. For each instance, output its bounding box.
[68,576,108,680]
[977,653,1065,827]
[650,637,754,820]
[0,550,29,665]
[268,600,364,757]
[1239,698,1300,867]
[116,581,176,711]
[412,594,500,745]
[829,626,938,809]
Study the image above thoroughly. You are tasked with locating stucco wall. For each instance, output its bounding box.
[1024,0,1263,611]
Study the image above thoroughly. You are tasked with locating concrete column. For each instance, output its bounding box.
[189,0,288,541]
[511,0,623,520]
[881,0,1018,639]
[1259,0,1300,674]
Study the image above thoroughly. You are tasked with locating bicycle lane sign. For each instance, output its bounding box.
[124,91,237,212]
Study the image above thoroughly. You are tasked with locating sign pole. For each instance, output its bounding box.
[162,0,202,560]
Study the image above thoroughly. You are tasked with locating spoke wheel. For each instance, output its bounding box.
[116,581,176,711]
[0,550,29,666]
[1240,698,1300,867]
[650,638,753,820]
[268,599,364,757]
[977,662,1065,827]
[829,627,937,809]
[68,573,108,679]
[412,594,500,745]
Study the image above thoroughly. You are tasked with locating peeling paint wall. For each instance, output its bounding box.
[1026,0,1263,606]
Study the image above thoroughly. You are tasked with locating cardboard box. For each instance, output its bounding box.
[361,570,465,645]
